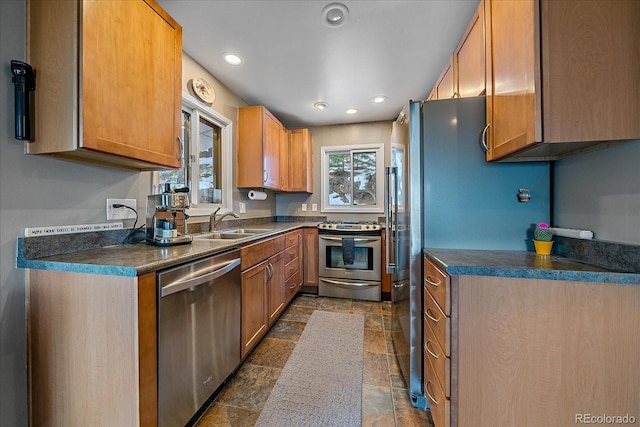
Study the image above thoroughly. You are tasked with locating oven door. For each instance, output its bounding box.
[318,234,381,282]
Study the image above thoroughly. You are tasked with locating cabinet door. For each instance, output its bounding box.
[455,1,485,98]
[485,0,539,161]
[266,252,285,326]
[241,263,268,359]
[81,0,182,167]
[302,228,319,289]
[262,110,281,190]
[288,129,313,192]
[279,126,289,191]
[435,58,455,100]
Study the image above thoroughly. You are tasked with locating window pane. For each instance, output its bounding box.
[198,116,222,204]
[328,152,351,205]
[352,151,377,205]
[158,110,189,191]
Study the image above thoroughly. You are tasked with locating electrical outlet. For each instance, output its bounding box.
[311,203,318,212]
[302,203,307,212]
[106,198,137,220]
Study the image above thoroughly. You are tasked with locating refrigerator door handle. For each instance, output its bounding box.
[480,123,490,153]
[385,166,398,274]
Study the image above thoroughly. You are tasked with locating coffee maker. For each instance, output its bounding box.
[145,187,193,246]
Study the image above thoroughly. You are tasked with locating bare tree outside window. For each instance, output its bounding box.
[322,144,384,213]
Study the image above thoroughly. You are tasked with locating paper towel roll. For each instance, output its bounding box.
[248,190,267,201]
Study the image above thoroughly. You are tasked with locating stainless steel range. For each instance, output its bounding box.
[317,220,382,301]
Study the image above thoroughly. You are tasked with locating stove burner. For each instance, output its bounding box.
[318,219,382,232]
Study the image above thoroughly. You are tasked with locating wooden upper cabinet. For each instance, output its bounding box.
[237,105,283,190]
[455,1,485,98]
[238,106,313,193]
[485,0,640,161]
[288,128,313,193]
[430,1,486,101]
[279,126,290,191]
[27,0,182,170]
[434,58,455,100]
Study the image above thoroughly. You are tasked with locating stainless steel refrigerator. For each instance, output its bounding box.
[385,97,550,409]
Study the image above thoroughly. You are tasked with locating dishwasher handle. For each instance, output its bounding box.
[161,258,241,297]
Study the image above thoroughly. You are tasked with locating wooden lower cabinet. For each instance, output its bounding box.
[302,228,319,292]
[240,261,269,359]
[423,257,640,427]
[266,252,285,326]
[28,270,157,426]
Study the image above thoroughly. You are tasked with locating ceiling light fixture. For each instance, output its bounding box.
[314,102,328,110]
[345,108,358,115]
[372,96,387,104]
[223,53,243,66]
[322,3,349,27]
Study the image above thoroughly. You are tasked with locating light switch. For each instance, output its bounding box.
[239,202,246,214]
[311,203,318,212]
[302,203,307,212]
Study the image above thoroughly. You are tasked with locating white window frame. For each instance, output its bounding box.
[153,92,233,217]
[320,143,385,213]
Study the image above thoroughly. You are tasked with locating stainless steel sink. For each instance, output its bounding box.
[225,228,272,234]
[194,228,272,240]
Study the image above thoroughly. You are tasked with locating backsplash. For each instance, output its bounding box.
[20,216,327,260]
[553,236,640,274]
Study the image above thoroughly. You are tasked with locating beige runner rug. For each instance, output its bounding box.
[255,310,365,427]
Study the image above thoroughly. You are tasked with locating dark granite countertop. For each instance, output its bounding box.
[424,248,640,285]
[18,222,318,277]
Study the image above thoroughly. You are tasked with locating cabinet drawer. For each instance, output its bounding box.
[284,245,299,264]
[424,289,450,357]
[424,353,450,427]
[285,257,300,280]
[424,258,450,314]
[241,235,286,270]
[285,269,301,299]
[424,315,450,397]
[285,230,301,248]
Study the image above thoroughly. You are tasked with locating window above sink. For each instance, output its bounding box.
[154,92,233,217]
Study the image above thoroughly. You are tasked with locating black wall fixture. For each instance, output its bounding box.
[11,60,36,141]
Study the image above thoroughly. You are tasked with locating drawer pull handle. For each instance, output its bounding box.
[425,276,441,287]
[289,284,296,289]
[424,340,440,360]
[425,381,439,405]
[425,307,440,323]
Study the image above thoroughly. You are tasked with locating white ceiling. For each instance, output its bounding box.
[157,0,480,129]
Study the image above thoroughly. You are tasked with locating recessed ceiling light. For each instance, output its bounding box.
[314,102,328,110]
[345,108,358,115]
[372,96,387,104]
[322,3,349,27]
[223,53,243,66]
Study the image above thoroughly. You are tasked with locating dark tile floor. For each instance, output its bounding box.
[194,294,435,427]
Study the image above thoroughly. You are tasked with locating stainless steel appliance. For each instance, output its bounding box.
[318,220,382,301]
[157,249,241,427]
[386,97,550,409]
[145,189,193,246]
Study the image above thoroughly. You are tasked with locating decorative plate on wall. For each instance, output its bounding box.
[191,77,215,103]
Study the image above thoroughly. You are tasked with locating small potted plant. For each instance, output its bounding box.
[533,223,553,255]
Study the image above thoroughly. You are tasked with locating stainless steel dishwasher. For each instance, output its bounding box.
[157,249,241,427]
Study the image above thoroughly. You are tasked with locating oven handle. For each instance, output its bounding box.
[319,278,380,288]
[319,235,380,244]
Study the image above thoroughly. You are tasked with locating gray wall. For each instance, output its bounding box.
[276,121,393,220]
[0,2,152,424]
[553,140,640,245]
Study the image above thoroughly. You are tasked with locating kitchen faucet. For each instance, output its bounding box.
[210,207,240,231]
